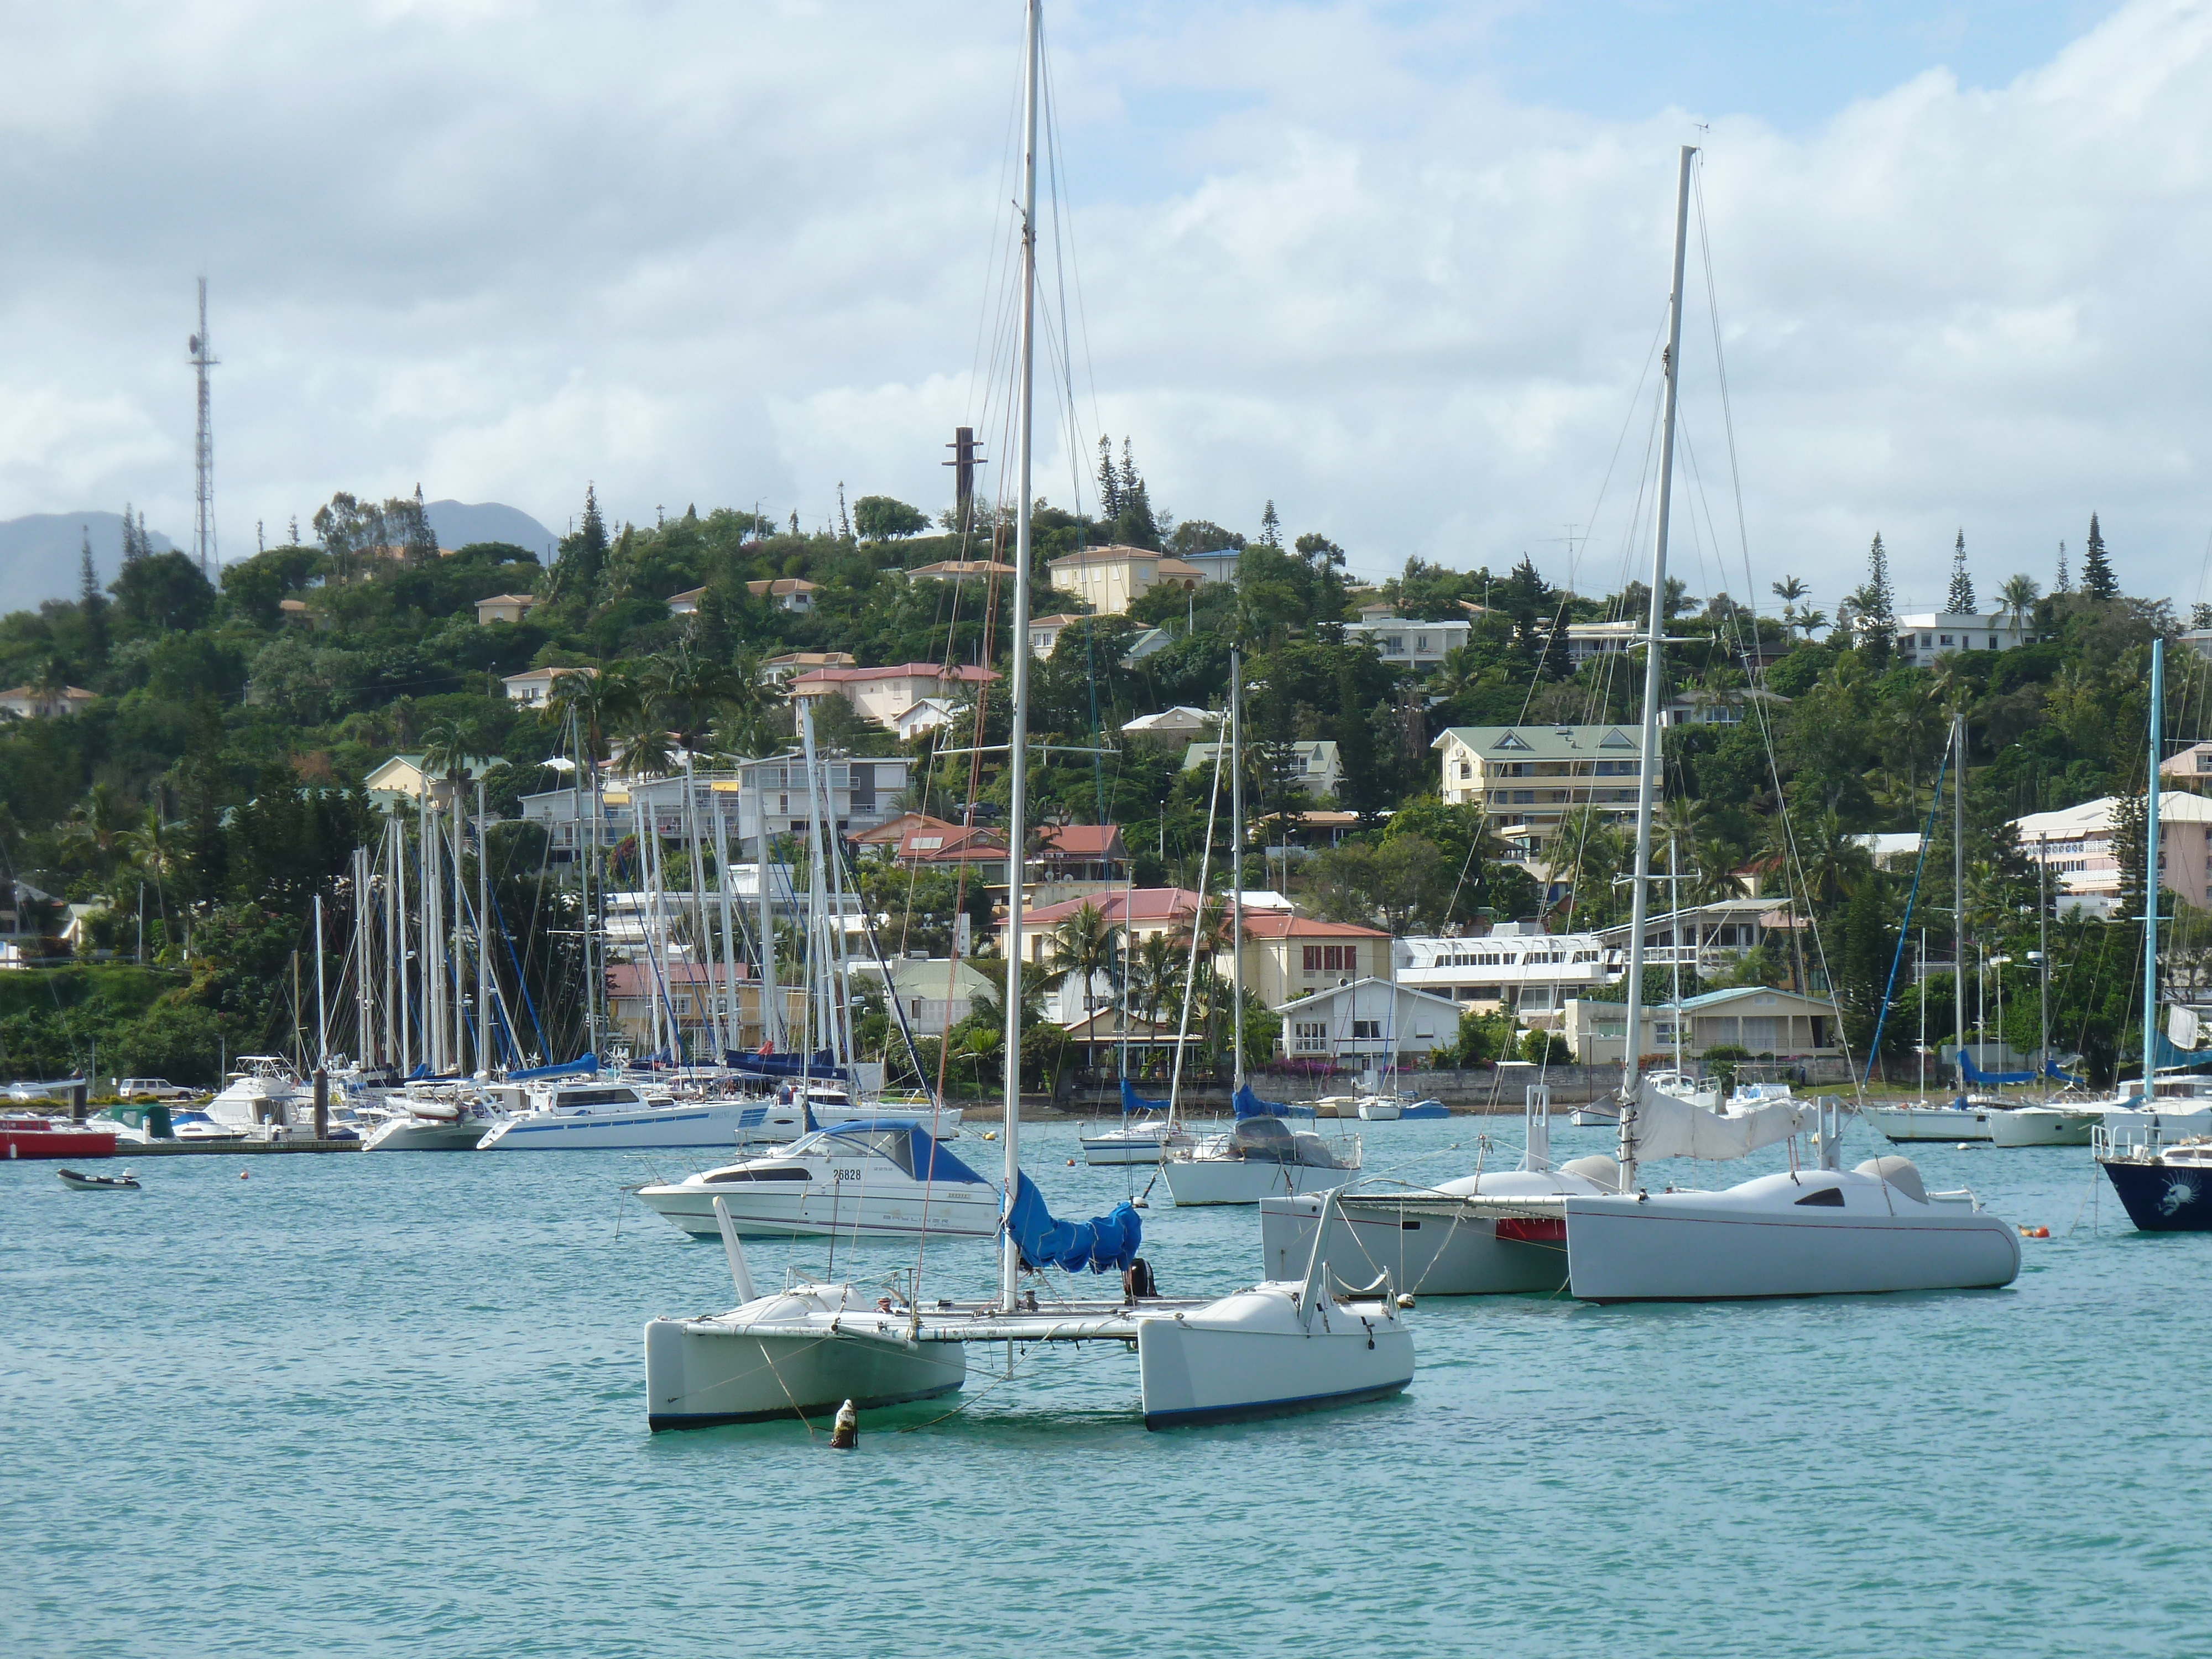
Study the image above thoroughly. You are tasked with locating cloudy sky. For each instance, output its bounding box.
[3,0,2207,618]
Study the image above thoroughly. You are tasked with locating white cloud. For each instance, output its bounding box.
[0,0,2206,618]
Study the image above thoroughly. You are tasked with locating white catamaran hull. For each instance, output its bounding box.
[1161,1157,1360,1206]
[1260,1189,1571,1295]
[645,1302,967,1429]
[1563,1169,2021,1302]
[1136,1285,1412,1428]
[478,1099,795,1151]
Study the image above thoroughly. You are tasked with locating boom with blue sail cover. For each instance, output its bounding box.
[509,1053,598,1082]
[1005,1173,1143,1273]
[1233,1082,1316,1121]
[1121,1078,1169,1115]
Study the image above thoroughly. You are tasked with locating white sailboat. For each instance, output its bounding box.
[1159,649,1362,1206]
[642,2,1410,1431]
[1552,146,2020,1301]
[634,1119,1002,1241]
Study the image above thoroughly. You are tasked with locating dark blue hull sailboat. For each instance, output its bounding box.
[2097,1150,2212,1232]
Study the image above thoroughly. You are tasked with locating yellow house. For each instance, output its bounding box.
[475,592,538,625]
[1045,545,1211,617]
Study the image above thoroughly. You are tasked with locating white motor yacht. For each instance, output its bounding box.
[1985,1104,2098,1146]
[364,1087,508,1151]
[1081,1119,1193,1166]
[206,1056,305,1131]
[1865,1100,1994,1142]
[635,1120,1001,1240]
[477,1079,805,1151]
[1159,1114,1363,1207]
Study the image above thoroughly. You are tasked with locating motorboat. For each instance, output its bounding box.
[169,1109,247,1142]
[635,1120,1003,1241]
[1159,1113,1363,1207]
[1563,1154,2022,1301]
[1,1115,118,1160]
[780,1078,959,1132]
[477,1078,806,1151]
[207,1057,306,1131]
[58,1167,139,1191]
[1260,1089,1615,1293]
[1864,1100,1993,1143]
[364,1087,509,1152]
[1081,1079,1193,1165]
[1986,1104,2098,1147]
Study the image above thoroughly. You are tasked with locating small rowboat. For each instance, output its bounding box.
[58,1167,140,1191]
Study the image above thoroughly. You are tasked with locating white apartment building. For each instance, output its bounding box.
[499,665,594,707]
[519,756,915,862]
[1893,611,2038,667]
[784,662,997,731]
[2013,792,2212,919]
[1342,613,1470,670]
[1432,723,1655,862]
[1392,922,1615,1028]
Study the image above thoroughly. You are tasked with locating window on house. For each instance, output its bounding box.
[1939,635,1953,646]
[1303,946,1321,972]
[1351,1020,1382,1040]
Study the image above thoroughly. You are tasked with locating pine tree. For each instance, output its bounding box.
[2055,540,2069,592]
[1094,435,1119,516]
[1259,500,1281,549]
[836,482,853,543]
[1945,530,1976,614]
[79,530,99,603]
[2082,513,2119,599]
[1856,533,1896,665]
[80,528,109,666]
[120,503,145,564]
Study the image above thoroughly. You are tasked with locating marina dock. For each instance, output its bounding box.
[126,1137,362,1156]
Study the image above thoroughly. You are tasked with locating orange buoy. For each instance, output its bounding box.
[2019,1224,2050,1238]
[239,1170,250,1180]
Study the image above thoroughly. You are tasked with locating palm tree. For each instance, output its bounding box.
[1997,573,2042,637]
[420,718,476,800]
[1046,901,1120,1027]
[1770,575,1808,634]
[59,781,126,878]
[645,642,738,756]
[1552,806,1627,930]
[1130,930,1183,1031]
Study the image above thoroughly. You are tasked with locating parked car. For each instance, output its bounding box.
[115,1078,197,1101]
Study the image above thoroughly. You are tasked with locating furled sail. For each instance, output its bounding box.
[1629,1077,1815,1163]
[1005,1173,1143,1273]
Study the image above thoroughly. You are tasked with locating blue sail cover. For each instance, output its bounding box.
[1120,1078,1170,1115]
[509,1053,597,1082]
[1959,1051,2039,1087]
[1005,1172,1143,1274]
[1232,1082,1316,1121]
[724,1049,851,1082]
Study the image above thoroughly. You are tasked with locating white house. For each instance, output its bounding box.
[1342,613,1470,670]
[1893,611,2038,667]
[1027,613,1086,658]
[1276,978,1465,1068]
[1659,686,1788,728]
[893,697,961,741]
[1120,706,1217,746]
[1185,739,1342,798]
[500,665,594,707]
[785,662,997,731]
[1121,627,1172,665]
[0,685,97,719]
[1562,985,1843,1065]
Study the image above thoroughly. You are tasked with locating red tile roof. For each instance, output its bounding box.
[1037,823,1126,859]
[1238,914,1390,941]
[1017,887,1203,927]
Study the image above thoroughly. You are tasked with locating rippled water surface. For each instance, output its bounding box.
[4,1117,2206,1657]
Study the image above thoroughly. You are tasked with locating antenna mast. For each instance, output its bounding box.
[188,278,218,578]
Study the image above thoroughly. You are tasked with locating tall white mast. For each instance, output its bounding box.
[797,699,833,1066]
[1953,707,1966,1094]
[354,844,374,1066]
[1000,0,1041,1313]
[1618,143,1696,1194]
[188,278,217,580]
[755,760,783,1052]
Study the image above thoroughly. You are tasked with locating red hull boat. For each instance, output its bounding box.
[1,1115,118,1160]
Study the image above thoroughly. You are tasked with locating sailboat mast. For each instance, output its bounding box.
[477,777,493,1073]
[1953,708,1965,1093]
[1000,0,1040,1314]
[354,844,374,1066]
[1618,142,1695,1193]
[313,890,328,1068]
[755,760,782,1052]
[2143,636,2164,1099]
[1230,646,1245,1095]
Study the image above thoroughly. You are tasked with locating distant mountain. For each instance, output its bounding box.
[424,500,558,557]
[0,512,179,616]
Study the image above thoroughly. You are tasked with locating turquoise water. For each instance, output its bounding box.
[4,1118,2204,1658]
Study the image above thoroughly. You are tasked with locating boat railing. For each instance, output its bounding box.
[2094,1121,2163,1161]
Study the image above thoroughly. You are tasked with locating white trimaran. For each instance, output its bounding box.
[642,0,1411,1429]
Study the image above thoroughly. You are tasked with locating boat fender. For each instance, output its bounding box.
[1396,1293,1415,1309]
[830,1399,859,1450]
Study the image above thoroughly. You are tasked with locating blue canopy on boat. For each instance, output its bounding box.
[1232,1082,1316,1121]
[1959,1051,2038,1086]
[816,1119,988,1185]
[508,1053,597,1082]
[724,1049,850,1082]
[1005,1172,1143,1274]
[1120,1078,1169,1115]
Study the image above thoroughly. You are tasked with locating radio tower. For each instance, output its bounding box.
[187,278,218,577]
